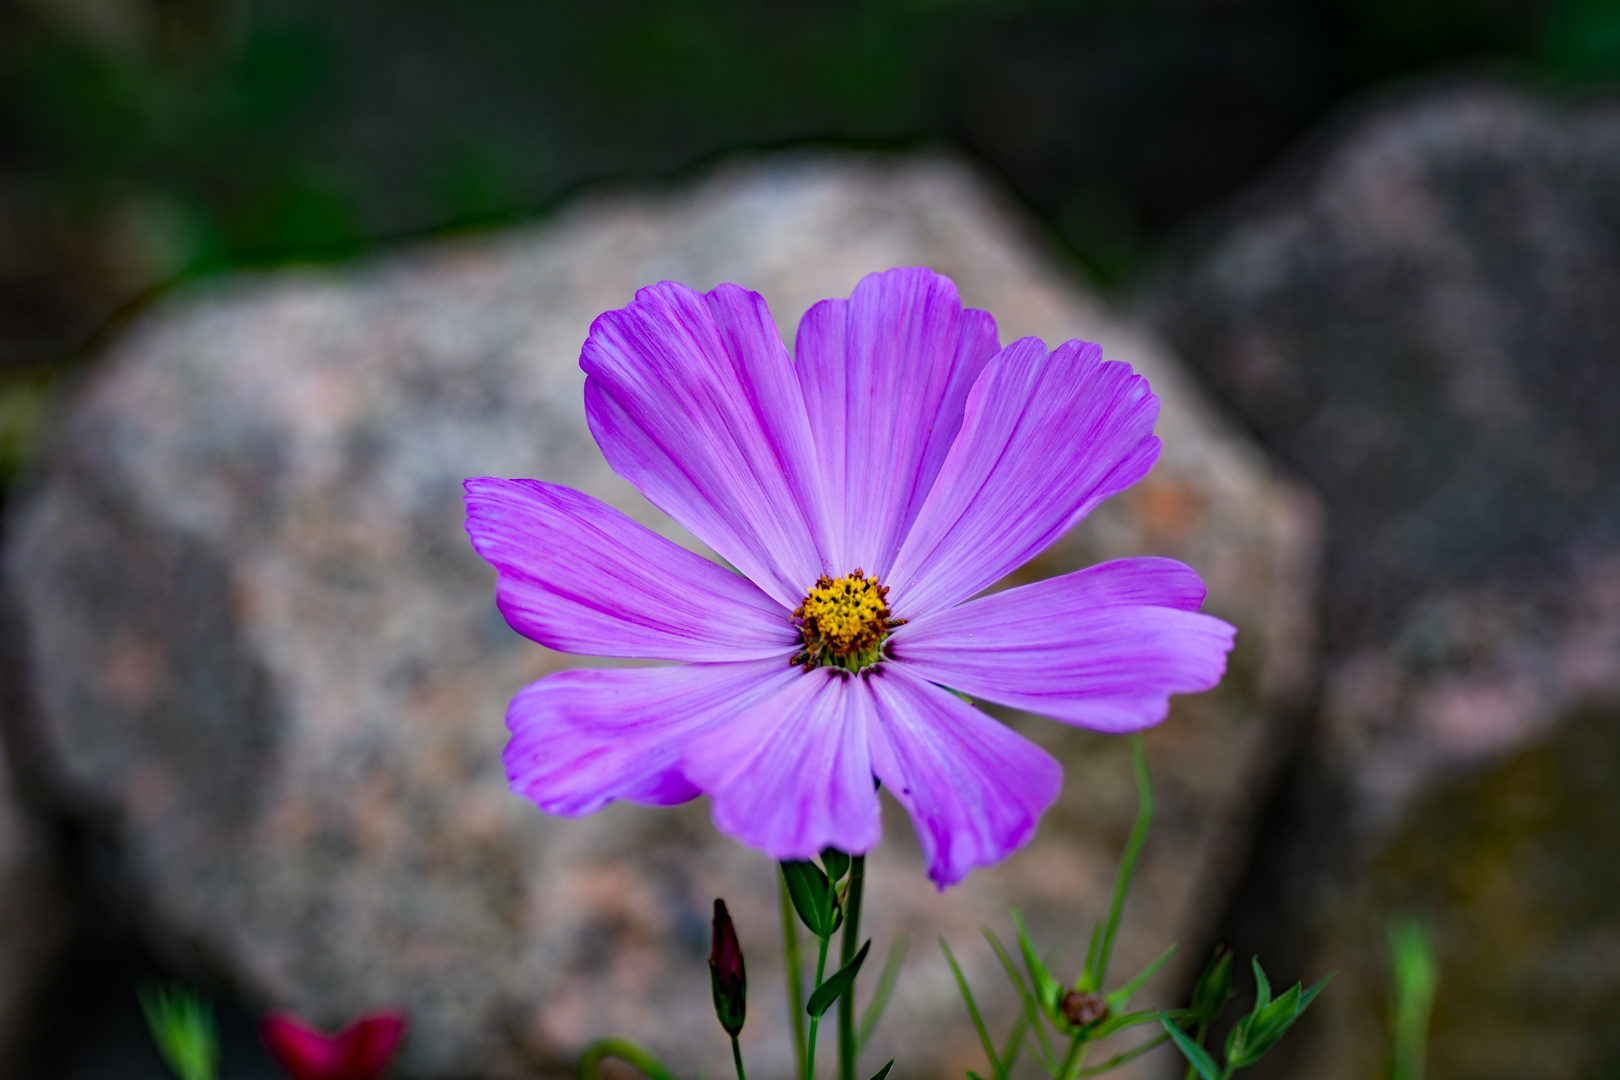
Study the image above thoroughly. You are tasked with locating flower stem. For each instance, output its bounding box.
[805,932,832,1080]
[731,1035,748,1080]
[1056,1032,1088,1080]
[1087,734,1153,990]
[780,868,807,1080]
[838,854,866,1080]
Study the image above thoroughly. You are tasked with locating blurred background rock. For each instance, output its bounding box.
[1,1,1619,1079]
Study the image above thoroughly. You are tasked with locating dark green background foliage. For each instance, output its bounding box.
[3,0,1619,298]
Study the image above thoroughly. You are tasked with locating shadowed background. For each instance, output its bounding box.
[2,2,1620,1079]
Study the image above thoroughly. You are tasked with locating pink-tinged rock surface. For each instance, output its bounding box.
[1146,85,1620,1078]
[5,154,1317,1079]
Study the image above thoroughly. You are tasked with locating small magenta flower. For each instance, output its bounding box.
[465,267,1235,887]
[259,1011,406,1080]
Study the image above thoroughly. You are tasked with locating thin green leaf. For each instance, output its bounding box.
[1012,910,1062,1015]
[1078,920,1103,993]
[984,928,1056,1066]
[1158,1016,1219,1080]
[997,1006,1030,1072]
[577,1038,681,1080]
[856,935,909,1053]
[1107,943,1177,1011]
[941,939,1010,1080]
[808,939,871,1018]
[867,1060,895,1080]
[821,848,851,883]
[1075,1032,1171,1077]
[1251,957,1271,1011]
[1093,1006,1174,1040]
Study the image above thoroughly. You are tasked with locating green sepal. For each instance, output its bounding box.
[868,1060,895,1080]
[820,848,851,883]
[1106,943,1176,1012]
[1159,1015,1219,1080]
[808,938,871,1018]
[1190,946,1235,1023]
[781,859,843,938]
[1077,919,1104,993]
[1011,910,1063,1020]
[1251,956,1271,1011]
[1225,963,1333,1068]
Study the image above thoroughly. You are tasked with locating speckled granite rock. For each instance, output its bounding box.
[1146,86,1620,1078]
[5,154,1317,1079]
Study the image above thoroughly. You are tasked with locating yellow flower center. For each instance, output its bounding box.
[791,570,902,673]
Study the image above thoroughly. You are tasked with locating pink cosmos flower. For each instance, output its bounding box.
[260,1011,406,1080]
[465,267,1235,887]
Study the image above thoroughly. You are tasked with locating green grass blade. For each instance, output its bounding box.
[856,935,909,1053]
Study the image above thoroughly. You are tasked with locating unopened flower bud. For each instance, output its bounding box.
[1060,990,1109,1027]
[709,898,747,1037]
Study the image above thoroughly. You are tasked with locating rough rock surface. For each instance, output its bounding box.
[1146,85,1620,1078]
[5,154,1317,1079]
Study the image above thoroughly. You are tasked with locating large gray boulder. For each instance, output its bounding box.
[1147,86,1620,1078]
[5,154,1317,1079]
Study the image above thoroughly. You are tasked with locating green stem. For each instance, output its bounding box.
[838,855,866,1080]
[805,932,832,1080]
[780,868,807,1080]
[731,1035,748,1080]
[1089,734,1153,990]
[1055,1032,1087,1080]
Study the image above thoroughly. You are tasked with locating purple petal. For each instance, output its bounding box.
[795,267,999,576]
[504,660,799,816]
[682,668,881,860]
[865,664,1062,888]
[891,559,1237,732]
[464,478,796,661]
[886,338,1161,618]
[583,281,832,607]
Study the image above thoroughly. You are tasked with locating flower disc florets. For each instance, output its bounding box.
[791,569,903,673]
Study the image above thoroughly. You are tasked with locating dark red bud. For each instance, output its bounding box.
[260,1010,406,1080]
[709,898,747,1037]
[1060,991,1109,1027]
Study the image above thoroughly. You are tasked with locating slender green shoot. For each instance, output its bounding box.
[732,1035,748,1080]
[856,935,908,1053]
[139,985,219,1080]
[1086,734,1153,992]
[838,855,867,1080]
[1388,918,1439,1080]
[781,868,808,1080]
[1076,1031,1172,1077]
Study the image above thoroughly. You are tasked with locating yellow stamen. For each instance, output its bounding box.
[791,569,903,673]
